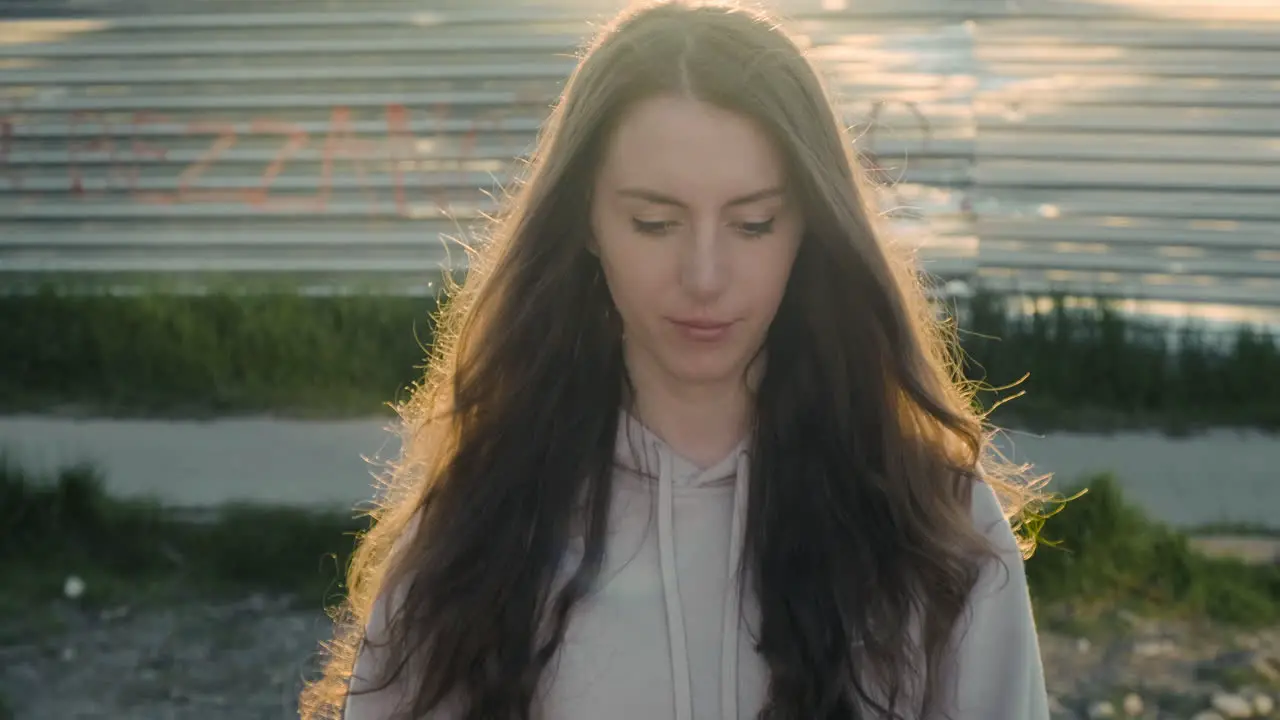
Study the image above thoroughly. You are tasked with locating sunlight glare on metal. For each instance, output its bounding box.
[1046,270,1090,283]
[0,19,110,47]
[1052,242,1109,255]
[980,45,1127,63]
[1189,220,1240,232]
[409,13,448,27]
[1159,246,1207,259]
[1080,0,1280,21]
[986,240,1026,252]
[1116,298,1280,330]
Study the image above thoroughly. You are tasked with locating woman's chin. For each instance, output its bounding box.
[661,353,752,389]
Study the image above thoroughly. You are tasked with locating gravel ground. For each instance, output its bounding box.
[2,595,1278,720]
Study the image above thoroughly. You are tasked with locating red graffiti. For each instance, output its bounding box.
[67,111,115,196]
[247,117,314,210]
[385,102,419,216]
[321,106,379,213]
[0,117,18,191]
[0,103,516,218]
[175,119,240,204]
[124,112,173,203]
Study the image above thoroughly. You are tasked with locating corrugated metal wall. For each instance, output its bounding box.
[1,0,1277,309]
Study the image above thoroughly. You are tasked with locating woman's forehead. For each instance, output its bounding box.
[596,95,787,204]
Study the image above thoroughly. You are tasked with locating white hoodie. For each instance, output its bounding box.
[345,413,1051,719]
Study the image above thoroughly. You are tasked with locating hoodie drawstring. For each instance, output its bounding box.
[658,449,695,720]
[656,443,750,720]
[719,450,749,720]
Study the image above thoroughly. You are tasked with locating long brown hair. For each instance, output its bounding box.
[301,2,1044,718]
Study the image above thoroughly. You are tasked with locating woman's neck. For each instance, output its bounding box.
[624,359,757,468]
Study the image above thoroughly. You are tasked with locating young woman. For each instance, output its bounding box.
[301,1,1051,718]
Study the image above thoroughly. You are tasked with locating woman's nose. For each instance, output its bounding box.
[679,221,729,301]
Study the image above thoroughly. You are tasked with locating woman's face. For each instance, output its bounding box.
[590,94,804,390]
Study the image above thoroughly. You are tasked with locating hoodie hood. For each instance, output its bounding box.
[614,411,749,489]
[613,411,752,720]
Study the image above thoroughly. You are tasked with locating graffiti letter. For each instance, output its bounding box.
[120,112,175,204]
[247,117,316,210]
[67,111,116,197]
[177,120,240,203]
[385,103,422,217]
[320,106,378,213]
[0,116,21,192]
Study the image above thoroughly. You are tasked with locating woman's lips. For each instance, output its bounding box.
[668,318,734,342]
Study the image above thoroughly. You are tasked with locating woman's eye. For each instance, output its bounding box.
[631,218,675,236]
[630,218,775,237]
[739,219,776,237]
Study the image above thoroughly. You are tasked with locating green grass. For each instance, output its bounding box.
[0,283,440,419]
[2,458,1277,642]
[0,457,369,631]
[1028,473,1280,631]
[1,285,1278,432]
